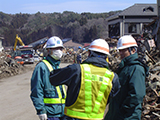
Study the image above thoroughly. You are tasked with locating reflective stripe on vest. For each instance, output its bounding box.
[42,60,66,104]
[64,64,114,119]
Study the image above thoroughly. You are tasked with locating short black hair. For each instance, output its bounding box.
[89,50,107,59]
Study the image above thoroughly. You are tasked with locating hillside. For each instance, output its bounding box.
[0,11,121,46]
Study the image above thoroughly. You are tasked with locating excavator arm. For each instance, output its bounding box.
[14,34,25,51]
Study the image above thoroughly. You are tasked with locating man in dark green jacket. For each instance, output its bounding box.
[30,36,66,120]
[105,35,149,120]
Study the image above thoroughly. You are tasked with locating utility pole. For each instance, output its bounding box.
[157,0,160,49]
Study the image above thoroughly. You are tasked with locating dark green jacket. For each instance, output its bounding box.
[105,53,149,120]
[30,55,65,118]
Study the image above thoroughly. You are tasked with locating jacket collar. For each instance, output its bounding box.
[46,55,60,67]
[118,53,149,76]
[119,53,139,68]
[82,56,109,69]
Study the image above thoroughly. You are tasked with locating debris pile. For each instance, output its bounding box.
[61,48,75,63]
[141,49,160,120]
[142,61,160,119]
[0,52,30,79]
[61,48,88,63]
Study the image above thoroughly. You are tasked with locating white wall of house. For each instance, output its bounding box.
[0,39,4,52]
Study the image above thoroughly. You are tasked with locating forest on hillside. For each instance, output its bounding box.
[0,11,121,46]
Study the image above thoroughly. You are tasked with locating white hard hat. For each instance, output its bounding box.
[117,35,138,50]
[88,38,110,55]
[46,36,64,49]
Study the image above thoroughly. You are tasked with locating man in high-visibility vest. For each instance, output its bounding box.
[30,36,66,120]
[49,38,121,120]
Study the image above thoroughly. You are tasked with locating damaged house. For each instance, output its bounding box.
[0,36,4,52]
[107,4,157,38]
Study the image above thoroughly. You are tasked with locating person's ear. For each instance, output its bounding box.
[132,48,136,54]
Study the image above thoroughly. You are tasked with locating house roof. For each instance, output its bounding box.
[107,4,157,20]
[120,4,157,16]
[83,43,90,48]
[63,39,83,48]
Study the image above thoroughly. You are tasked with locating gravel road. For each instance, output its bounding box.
[0,63,69,120]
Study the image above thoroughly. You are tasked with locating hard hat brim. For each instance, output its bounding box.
[117,44,138,50]
[88,48,110,56]
[46,45,65,49]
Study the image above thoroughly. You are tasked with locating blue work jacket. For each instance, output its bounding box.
[30,55,65,118]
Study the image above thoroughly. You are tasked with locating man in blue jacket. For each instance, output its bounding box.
[49,38,121,120]
[104,35,149,120]
[30,36,66,120]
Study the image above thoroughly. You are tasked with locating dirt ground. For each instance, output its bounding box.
[0,63,69,120]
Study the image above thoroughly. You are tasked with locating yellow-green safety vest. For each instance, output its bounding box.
[42,60,66,104]
[64,64,114,120]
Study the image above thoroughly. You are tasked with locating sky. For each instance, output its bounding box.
[0,0,157,14]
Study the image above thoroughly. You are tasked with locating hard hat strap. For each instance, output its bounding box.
[134,47,137,53]
[128,47,132,55]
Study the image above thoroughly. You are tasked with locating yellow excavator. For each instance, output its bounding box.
[13,34,25,51]
[12,34,25,64]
